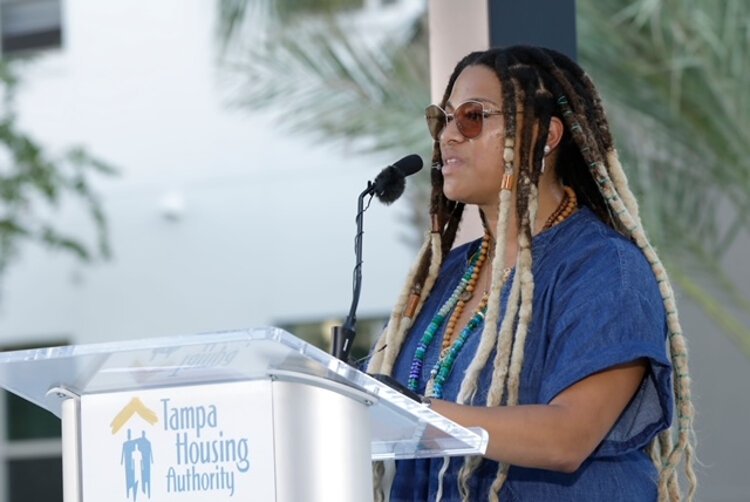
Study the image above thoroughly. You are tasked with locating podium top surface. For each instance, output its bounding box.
[0,327,487,460]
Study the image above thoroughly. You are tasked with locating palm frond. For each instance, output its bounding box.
[222,15,431,157]
[216,0,366,52]
[219,8,433,245]
[579,0,750,354]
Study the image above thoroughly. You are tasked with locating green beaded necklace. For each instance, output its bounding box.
[428,292,489,398]
[407,235,490,398]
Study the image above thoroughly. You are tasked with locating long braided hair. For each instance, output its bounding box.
[367,46,696,501]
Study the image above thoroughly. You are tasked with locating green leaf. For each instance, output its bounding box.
[0,59,118,281]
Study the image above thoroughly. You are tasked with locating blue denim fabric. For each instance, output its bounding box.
[388,207,672,501]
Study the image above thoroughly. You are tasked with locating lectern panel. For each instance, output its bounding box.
[79,380,276,502]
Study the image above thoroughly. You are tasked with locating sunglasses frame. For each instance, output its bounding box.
[425,100,505,140]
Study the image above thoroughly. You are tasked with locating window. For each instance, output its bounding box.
[7,458,62,501]
[0,0,62,56]
[0,339,66,502]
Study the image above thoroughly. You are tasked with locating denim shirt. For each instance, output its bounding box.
[388,207,673,501]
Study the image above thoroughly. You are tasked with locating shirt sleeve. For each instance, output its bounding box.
[538,239,674,457]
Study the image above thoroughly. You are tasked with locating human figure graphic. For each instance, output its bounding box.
[132,445,142,501]
[136,430,154,498]
[120,429,139,501]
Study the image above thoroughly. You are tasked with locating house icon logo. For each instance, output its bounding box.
[111,398,158,501]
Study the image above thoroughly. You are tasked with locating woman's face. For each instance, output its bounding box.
[439,64,507,207]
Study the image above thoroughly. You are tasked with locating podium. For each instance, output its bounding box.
[0,327,487,502]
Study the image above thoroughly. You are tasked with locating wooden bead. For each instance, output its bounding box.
[435,232,492,354]
[404,292,421,318]
[501,173,514,191]
[542,185,578,231]
[431,214,441,233]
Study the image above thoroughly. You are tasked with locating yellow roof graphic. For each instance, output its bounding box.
[110,397,158,434]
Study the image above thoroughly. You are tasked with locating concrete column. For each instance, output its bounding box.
[428,0,489,103]
[428,0,489,245]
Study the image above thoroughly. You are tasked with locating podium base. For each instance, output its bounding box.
[272,377,373,502]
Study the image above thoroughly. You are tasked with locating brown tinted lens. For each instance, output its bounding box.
[425,105,444,140]
[455,101,484,138]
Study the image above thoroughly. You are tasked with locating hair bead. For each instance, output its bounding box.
[404,290,421,319]
[431,213,441,233]
[500,173,515,191]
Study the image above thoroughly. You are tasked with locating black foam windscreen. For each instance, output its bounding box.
[373,165,405,204]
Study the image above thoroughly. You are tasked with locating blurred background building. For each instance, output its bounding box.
[0,0,415,499]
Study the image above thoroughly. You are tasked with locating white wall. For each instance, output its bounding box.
[0,0,419,346]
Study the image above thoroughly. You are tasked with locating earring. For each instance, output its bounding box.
[541,145,551,174]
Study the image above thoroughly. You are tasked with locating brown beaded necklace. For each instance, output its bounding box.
[438,241,512,357]
[542,186,578,231]
[436,235,489,356]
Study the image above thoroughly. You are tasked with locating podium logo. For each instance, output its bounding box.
[111,398,158,502]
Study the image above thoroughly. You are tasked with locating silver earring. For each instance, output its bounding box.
[541,145,551,174]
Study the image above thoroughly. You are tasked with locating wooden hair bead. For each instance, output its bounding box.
[431,214,441,234]
[501,173,515,191]
[404,291,421,319]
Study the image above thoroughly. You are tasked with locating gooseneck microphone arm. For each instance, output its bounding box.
[331,182,374,361]
[332,154,423,363]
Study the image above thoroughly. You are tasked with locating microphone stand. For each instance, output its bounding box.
[332,181,375,362]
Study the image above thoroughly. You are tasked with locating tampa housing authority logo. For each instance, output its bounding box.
[107,392,253,500]
[111,397,158,502]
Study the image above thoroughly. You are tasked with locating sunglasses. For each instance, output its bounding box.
[425,100,504,140]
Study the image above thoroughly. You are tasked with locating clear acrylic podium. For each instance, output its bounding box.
[0,327,487,502]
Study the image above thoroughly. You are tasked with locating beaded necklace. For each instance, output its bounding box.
[407,233,490,393]
[407,186,578,399]
[427,264,513,398]
[543,186,577,230]
[429,291,490,398]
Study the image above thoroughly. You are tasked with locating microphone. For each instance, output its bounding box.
[372,154,423,204]
[332,155,424,362]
